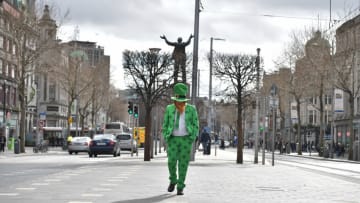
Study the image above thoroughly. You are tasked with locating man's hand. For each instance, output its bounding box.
[190,34,194,38]
[160,35,165,39]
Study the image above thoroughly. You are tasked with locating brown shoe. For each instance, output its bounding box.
[167,183,176,192]
[177,189,184,195]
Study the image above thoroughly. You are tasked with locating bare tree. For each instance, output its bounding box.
[213,53,257,164]
[123,50,173,161]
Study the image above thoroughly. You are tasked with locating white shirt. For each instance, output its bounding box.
[172,111,188,136]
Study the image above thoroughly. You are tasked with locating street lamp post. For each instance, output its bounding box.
[149,48,161,157]
[270,84,278,166]
[209,37,225,155]
[255,48,260,164]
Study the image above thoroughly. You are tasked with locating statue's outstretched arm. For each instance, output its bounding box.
[160,35,176,46]
[184,34,194,46]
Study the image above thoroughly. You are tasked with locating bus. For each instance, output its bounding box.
[104,122,130,135]
[26,127,95,147]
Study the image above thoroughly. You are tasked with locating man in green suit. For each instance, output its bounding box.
[162,83,199,195]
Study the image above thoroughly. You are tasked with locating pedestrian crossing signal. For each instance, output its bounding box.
[128,102,133,115]
[134,106,138,118]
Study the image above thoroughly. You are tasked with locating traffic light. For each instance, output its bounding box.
[134,106,138,118]
[128,102,133,115]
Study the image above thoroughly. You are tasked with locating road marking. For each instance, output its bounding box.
[107,179,123,182]
[113,176,127,179]
[100,183,118,186]
[81,194,104,197]
[68,201,93,203]
[45,179,61,182]
[16,187,36,190]
[92,188,112,191]
[32,183,49,186]
[0,193,19,196]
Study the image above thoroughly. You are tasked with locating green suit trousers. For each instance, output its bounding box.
[167,136,193,190]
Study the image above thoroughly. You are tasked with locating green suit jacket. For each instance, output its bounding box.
[162,103,199,142]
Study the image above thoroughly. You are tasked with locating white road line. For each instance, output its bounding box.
[112,176,128,179]
[16,187,36,190]
[81,194,104,197]
[32,183,49,186]
[92,188,112,191]
[107,179,123,182]
[45,179,61,182]
[100,183,118,186]
[68,201,93,203]
[0,193,19,196]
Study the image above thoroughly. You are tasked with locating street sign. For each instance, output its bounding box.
[39,112,46,120]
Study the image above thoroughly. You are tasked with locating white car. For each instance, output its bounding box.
[68,136,92,155]
[116,133,137,153]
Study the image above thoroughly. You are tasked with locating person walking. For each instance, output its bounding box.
[0,132,6,152]
[162,83,199,195]
[200,128,211,155]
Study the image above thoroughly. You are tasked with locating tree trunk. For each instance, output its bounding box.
[144,107,152,161]
[20,96,26,153]
[296,98,302,155]
[236,91,243,164]
[318,77,325,157]
[348,96,355,160]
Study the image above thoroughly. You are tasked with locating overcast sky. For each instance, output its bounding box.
[48,0,359,98]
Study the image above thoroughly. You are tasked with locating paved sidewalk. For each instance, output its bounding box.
[0,146,359,202]
[115,148,360,203]
[0,146,66,158]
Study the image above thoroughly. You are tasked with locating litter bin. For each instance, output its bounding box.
[14,138,19,154]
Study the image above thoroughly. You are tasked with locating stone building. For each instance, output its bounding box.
[0,0,36,143]
[333,13,360,155]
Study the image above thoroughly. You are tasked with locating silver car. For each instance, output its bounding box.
[68,136,91,155]
[116,133,137,153]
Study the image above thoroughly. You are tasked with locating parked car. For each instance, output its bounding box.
[88,134,121,157]
[116,133,137,153]
[68,136,91,155]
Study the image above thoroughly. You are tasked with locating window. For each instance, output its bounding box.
[43,75,47,100]
[12,43,16,55]
[0,59,3,74]
[0,85,3,105]
[308,97,317,105]
[324,94,332,105]
[5,62,8,76]
[309,110,317,125]
[7,39,11,52]
[49,81,56,101]
[0,35,3,49]
[11,65,15,78]
[12,87,16,106]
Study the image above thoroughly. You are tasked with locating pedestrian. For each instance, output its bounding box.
[67,134,73,147]
[200,128,211,155]
[0,131,6,152]
[162,83,199,196]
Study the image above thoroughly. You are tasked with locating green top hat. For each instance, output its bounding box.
[171,83,189,102]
